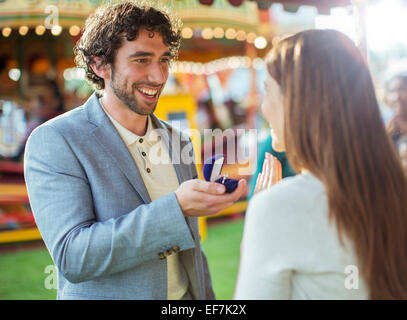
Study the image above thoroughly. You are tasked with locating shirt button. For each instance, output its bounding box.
[141,151,146,157]
[146,168,151,173]
[139,138,143,143]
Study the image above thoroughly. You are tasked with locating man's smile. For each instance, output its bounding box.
[135,85,161,102]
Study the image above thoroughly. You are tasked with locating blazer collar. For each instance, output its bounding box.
[83,93,150,203]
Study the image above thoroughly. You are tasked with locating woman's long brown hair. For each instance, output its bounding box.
[266,29,407,299]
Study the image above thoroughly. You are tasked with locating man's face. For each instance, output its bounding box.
[108,28,171,115]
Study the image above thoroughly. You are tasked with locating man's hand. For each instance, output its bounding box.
[175,179,247,217]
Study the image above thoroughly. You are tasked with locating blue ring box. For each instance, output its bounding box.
[203,154,239,193]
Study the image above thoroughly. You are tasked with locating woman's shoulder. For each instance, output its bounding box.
[244,173,331,258]
[245,173,331,252]
[246,172,328,231]
[252,172,325,208]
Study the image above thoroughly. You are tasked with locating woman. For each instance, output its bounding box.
[234,29,407,299]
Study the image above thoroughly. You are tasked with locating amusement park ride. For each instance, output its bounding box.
[0,0,361,244]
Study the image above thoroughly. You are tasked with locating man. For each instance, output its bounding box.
[24,2,246,300]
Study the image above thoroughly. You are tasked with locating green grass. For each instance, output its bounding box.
[202,218,244,300]
[0,219,244,300]
[0,247,56,300]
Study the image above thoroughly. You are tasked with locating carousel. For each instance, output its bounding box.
[0,0,359,243]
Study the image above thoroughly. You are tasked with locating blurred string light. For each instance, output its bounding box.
[18,26,29,36]
[51,25,63,36]
[2,27,11,37]
[8,68,21,82]
[252,57,266,69]
[246,32,257,44]
[69,25,81,36]
[170,56,266,75]
[180,26,268,48]
[1,25,82,37]
[201,27,213,40]
[181,27,193,39]
[213,27,225,38]
[1,24,265,47]
[236,30,247,41]
[35,25,46,36]
[254,36,267,49]
[225,28,237,39]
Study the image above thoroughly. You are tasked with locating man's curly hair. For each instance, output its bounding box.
[74,1,182,90]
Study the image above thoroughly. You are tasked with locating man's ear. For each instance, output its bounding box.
[90,56,110,80]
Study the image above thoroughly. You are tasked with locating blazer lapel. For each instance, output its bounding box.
[85,93,152,204]
[150,114,191,184]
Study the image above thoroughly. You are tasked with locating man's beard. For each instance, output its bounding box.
[110,68,160,116]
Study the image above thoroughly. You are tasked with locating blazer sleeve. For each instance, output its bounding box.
[24,123,195,284]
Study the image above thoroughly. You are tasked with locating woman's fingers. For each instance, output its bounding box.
[254,153,284,194]
[254,173,261,194]
[264,153,274,189]
[256,157,268,193]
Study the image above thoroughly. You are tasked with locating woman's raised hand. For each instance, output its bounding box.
[253,152,282,194]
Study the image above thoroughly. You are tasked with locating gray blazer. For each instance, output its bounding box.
[24,93,215,300]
